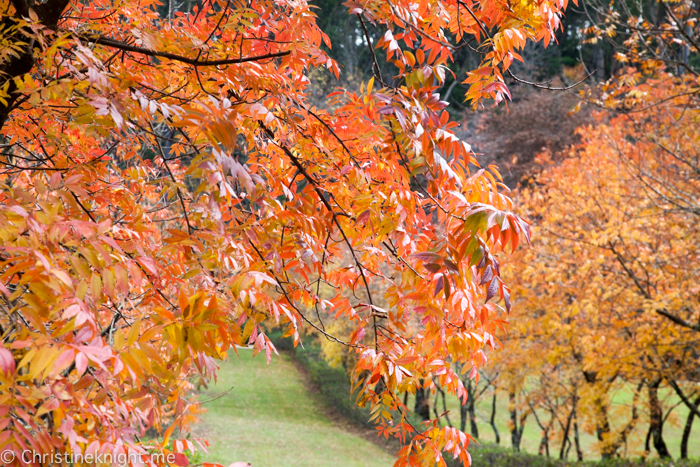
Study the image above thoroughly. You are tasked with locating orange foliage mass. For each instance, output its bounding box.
[0,0,571,464]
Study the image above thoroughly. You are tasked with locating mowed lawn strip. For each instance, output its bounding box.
[192,349,395,467]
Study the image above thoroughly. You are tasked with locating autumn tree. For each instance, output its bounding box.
[484,0,700,459]
[0,0,575,465]
[505,97,700,459]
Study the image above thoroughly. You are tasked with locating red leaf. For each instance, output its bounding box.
[172,452,189,466]
[0,348,15,376]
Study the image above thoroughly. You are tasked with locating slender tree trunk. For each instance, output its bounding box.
[460,395,468,433]
[542,431,550,457]
[528,399,550,457]
[573,415,583,461]
[509,390,519,450]
[648,378,671,458]
[466,378,479,439]
[584,371,615,459]
[644,422,653,457]
[593,394,614,459]
[489,391,501,445]
[434,389,440,421]
[509,390,528,451]
[530,405,550,457]
[595,44,605,82]
[440,386,453,428]
[559,402,575,460]
[680,395,700,459]
[432,384,453,427]
[415,380,431,421]
[562,390,583,461]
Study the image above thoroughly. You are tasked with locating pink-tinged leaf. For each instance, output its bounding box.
[7,205,28,217]
[63,303,81,319]
[136,256,158,275]
[355,210,370,225]
[247,271,277,287]
[195,440,210,454]
[75,352,88,375]
[50,349,75,377]
[85,440,100,457]
[266,341,272,364]
[51,268,73,287]
[0,348,15,375]
[352,327,366,344]
[49,172,62,189]
[412,252,443,263]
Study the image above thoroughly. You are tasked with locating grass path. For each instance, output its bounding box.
[192,349,395,467]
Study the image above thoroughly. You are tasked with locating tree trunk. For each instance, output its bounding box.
[583,371,615,459]
[466,378,479,439]
[595,44,605,82]
[509,390,519,450]
[559,402,575,460]
[644,422,653,457]
[460,394,468,433]
[489,392,501,445]
[648,378,671,458]
[439,385,453,428]
[593,394,614,459]
[415,380,431,421]
[680,395,700,459]
[509,389,528,451]
[0,0,72,131]
[539,430,550,457]
[573,415,583,461]
[528,399,550,457]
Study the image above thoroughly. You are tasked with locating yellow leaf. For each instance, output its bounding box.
[114,328,125,351]
[90,272,102,302]
[127,318,141,347]
[103,268,115,299]
[27,346,57,380]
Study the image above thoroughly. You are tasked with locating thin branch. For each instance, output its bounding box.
[356,15,389,88]
[74,33,290,66]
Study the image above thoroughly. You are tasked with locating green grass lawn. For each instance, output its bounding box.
[191,349,395,467]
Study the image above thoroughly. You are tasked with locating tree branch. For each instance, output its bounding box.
[667,378,700,418]
[654,308,700,332]
[74,33,290,66]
